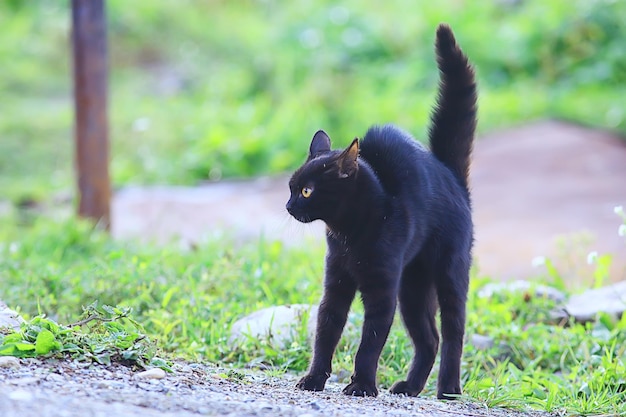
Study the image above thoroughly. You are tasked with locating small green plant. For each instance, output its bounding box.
[0,301,164,370]
[221,369,250,383]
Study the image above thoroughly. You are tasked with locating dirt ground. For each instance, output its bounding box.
[0,358,553,417]
[113,120,626,285]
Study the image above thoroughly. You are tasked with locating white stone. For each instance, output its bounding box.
[134,368,166,380]
[0,356,20,369]
[478,280,566,302]
[0,301,24,331]
[564,280,626,322]
[469,334,494,350]
[229,304,318,348]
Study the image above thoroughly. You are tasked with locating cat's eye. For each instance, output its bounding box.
[301,187,313,198]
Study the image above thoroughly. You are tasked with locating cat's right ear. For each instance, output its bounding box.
[308,130,331,160]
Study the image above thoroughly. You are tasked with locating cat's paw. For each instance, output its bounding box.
[389,380,422,397]
[295,373,328,392]
[342,381,378,397]
[437,384,462,400]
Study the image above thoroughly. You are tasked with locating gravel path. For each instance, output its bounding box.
[0,358,554,417]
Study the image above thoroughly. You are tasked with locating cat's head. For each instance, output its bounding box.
[286,130,359,223]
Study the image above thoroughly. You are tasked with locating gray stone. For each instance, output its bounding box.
[0,301,24,331]
[469,334,495,350]
[229,304,318,348]
[564,280,626,322]
[548,308,570,324]
[0,357,20,369]
[478,280,566,303]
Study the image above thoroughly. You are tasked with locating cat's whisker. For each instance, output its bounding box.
[280,211,326,248]
[279,212,306,243]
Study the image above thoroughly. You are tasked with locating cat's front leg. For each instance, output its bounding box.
[295,373,330,391]
[296,268,356,392]
[343,282,398,397]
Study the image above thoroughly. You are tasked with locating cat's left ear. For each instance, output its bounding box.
[337,138,359,178]
[308,130,332,160]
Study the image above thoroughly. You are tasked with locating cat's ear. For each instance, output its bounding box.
[308,130,331,159]
[337,138,359,178]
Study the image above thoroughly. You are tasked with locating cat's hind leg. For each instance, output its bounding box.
[390,266,439,397]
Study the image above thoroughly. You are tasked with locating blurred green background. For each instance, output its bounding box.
[1,0,625,203]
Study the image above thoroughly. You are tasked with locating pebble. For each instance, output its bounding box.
[7,389,33,401]
[308,401,321,410]
[172,364,193,373]
[7,376,40,386]
[95,380,126,389]
[134,368,166,380]
[45,373,64,382]
[0,356,20,369]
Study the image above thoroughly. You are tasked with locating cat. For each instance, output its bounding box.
[286,23,477,400]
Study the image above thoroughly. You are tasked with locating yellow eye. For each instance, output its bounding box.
[301,187,313,198]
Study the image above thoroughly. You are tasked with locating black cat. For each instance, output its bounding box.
[286,24,477,400]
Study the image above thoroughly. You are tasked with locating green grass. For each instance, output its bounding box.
[1,213,625,415]
[1,0,625,202]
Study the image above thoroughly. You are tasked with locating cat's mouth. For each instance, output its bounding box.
[287,210,314,224]
[286,203,314,223]
[293,215,314,223]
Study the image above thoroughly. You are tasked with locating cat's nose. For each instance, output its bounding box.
[285,199,292,213]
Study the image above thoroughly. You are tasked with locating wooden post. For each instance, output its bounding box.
[72,0,110,230]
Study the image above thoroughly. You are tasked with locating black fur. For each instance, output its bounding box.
[286,24,477,400]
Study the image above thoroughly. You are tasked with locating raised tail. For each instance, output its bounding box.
[429,24,477,190]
